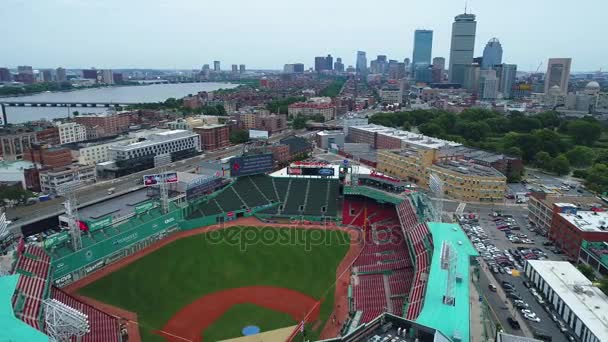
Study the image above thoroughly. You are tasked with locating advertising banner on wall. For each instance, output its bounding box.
[143,172,178,186]
[43,231,70,249]
[287,167,335,177]
[134,200,156,215]
[230,153,274,177]
[87,215,113,232]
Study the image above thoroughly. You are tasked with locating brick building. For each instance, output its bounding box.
[269,144,290,164]
[73,111,134,137]
[35,126,60,145]
[254,114,286,134]
[193,124,230,151]
[24,144,73,168]
[287,102,336,121]
[548,203,608,259]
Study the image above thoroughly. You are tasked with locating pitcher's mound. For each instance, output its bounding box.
[219,325,297,342]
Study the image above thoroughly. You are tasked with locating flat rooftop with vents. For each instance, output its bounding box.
[556,204,608,233]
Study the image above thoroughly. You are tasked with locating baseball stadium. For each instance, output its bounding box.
[0,157,479,342]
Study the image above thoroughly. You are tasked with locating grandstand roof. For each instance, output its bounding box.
[415,222,478,342]
[0,274,49,342]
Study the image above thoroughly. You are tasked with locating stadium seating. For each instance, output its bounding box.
[350,204,416,323]
[404,223,432,321]
[51,287,121,342]
[11,245,51,330]
[247,175,278,202]
[231,177,270,208]
[282,179,308,214]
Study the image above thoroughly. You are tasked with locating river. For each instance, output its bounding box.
[2,82,239,124]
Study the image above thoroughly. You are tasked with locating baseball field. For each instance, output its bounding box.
[77,225,351,341]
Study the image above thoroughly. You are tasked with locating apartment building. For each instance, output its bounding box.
[75,137,138,165]
[73,111,134,137]
[24,144,72,168]
[0,128,37,160]
[193,124,230,151]
[58,122,87,144]
[288,102,336,121]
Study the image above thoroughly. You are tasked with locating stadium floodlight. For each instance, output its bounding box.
[0,211,8,240]
[428,173,444,222]
[44,298,90,342]
[442,242,458,306]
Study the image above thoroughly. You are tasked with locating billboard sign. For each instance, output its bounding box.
[143,172,178,186]
[186,176,223,201]
[287,167,335,177]
[87,215,113,232]
[134,200,156,215]
[230,153,274,177]
[249,129,269,140]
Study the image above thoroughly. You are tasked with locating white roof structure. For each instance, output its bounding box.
[527,260,608,341]
[110,130,198,152]
[556,204,608,233]
[351,124,462,150]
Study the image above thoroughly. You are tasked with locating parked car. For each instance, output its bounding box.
[523,281,531,288]
[525,313,541,322]
[488,284,497,292]
[507,317,521,330]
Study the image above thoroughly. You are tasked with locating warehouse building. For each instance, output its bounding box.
[525,260,608,342]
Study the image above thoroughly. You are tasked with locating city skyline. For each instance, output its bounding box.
[2,0,607,71]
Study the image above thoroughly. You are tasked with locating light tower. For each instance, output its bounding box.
[43,298,90,342]
[62,179,82,251]
[440,242,458,306]
[429,173,444,222]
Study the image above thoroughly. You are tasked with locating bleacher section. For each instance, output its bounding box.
[51,287,121,342]
[350,203,414,323]
[399,215,432,320]
[11,245,51,330]
[190,176,341,218]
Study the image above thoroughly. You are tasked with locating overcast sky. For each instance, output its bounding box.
[2,0,606,72]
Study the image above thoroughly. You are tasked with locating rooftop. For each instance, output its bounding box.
[351,124,462,150]
[193,124,226,129]
[415,222,478,342]
[317,130,344,136]
[110,130,197,151]
[0,160,38,172]
[557,207,608,233]
[581,240,608,268]
[539,196,604,212]
[527,260,608,341]
[496,332,542,342]
[432,160,506,178]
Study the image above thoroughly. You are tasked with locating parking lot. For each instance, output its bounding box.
[506,169,592,200]
[459,208,576,342]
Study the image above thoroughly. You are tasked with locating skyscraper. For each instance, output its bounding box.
[356,51,367,74]
[448,13,477,85]
[334,58,345,72]
[0,68,11,82]
[325,54,333,71]
[498,64,517,98]
[213,61,221,72]
[56,67,66,82]
[239,64,246,74]
[315,56,326,72]
[412,29,433,66]
[432,57,445,71]
[481,38,503,69]
[231,64,238,73]
[544,58,572,94]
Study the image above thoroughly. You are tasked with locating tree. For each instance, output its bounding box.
[504,133,542,162]
[292,116,307,129]
[567,119,602,146]
[584,163,608,193]
[215,104,227,116]
[229,129,249,144]
[418,122,444,137]
[535,111,562,128]
[599,277,608,296]
[577,264,596,281]
[565,146,596,168]
[509,116,542,133]
[534,151,552,168]
[534,129,567,156]
[505,147,523,158]
[551,154,571,176]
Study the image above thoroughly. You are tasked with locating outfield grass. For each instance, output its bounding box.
[203,303,295,341]
[78,226,350,342]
